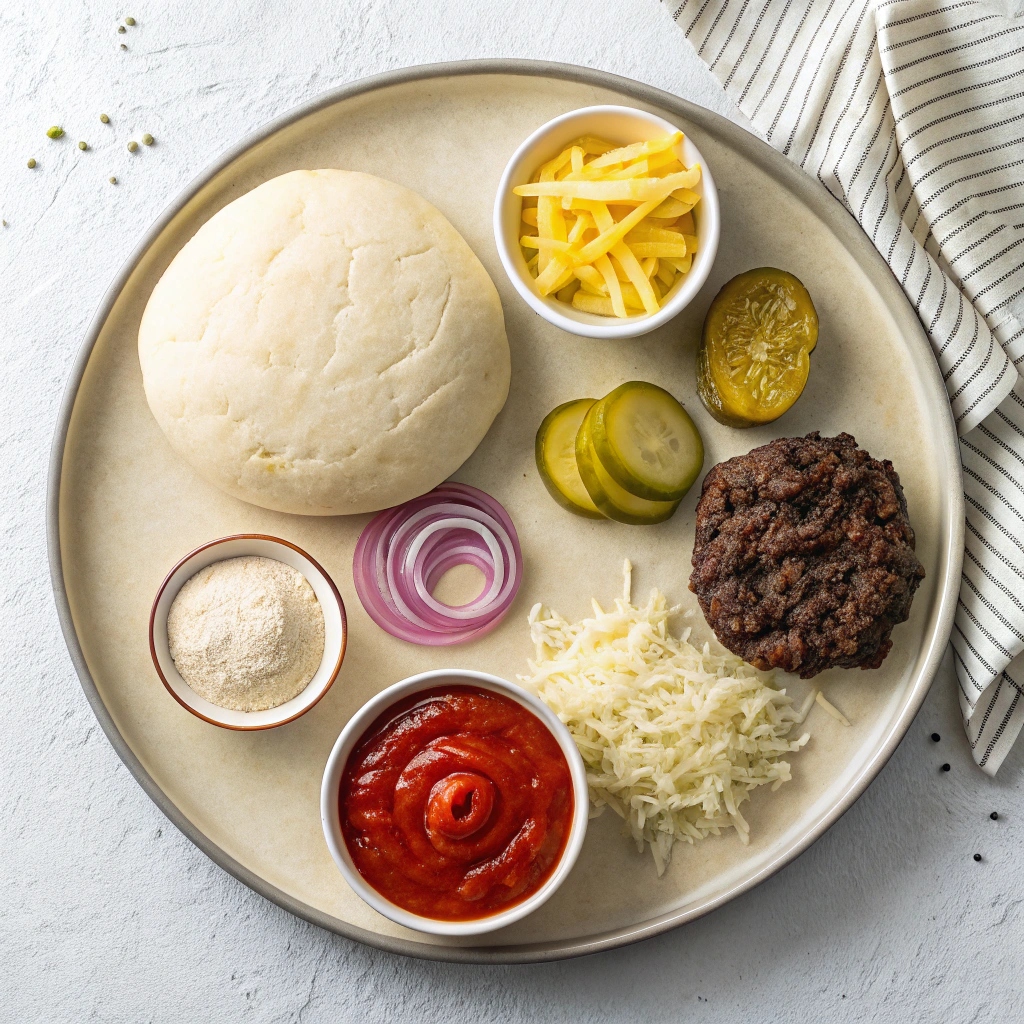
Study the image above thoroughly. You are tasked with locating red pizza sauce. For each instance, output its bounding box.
[339,685,574,921]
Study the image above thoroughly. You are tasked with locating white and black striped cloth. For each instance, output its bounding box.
[665,0,1024,772]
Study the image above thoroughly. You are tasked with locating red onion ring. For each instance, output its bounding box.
[352,484,523,645]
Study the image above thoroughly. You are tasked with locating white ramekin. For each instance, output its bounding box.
[149,534,347,730]
[320,669,589,937]
[493,104,720,340]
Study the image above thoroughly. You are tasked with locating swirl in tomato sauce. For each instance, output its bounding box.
[340,686,574,920]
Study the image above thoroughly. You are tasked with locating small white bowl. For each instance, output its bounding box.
[320,669,589,937]
[493,104,720,340]
[149,534,347,730]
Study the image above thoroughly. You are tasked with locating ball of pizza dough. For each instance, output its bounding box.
[138,169,510,515]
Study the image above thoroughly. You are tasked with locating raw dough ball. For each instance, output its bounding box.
[138,169,510,515]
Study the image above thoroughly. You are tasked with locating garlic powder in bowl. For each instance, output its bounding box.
[167,555,325,713]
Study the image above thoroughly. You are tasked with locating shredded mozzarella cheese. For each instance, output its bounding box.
[520,562,810,875]
[815,691,851,726]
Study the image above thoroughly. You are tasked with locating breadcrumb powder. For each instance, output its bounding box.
[167,556,324,712]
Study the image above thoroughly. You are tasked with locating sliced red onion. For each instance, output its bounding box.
[352,484,523,645]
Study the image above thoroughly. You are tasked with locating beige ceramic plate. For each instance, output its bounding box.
[48,61,963,963]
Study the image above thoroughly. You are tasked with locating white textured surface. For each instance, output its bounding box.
[1,1,1021,1020]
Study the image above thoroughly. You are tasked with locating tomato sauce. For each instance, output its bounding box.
[339,686,574,921]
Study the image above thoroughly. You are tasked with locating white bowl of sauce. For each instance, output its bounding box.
[321,669,589,936]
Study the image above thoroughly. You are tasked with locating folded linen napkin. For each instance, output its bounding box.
[663,0,1024,772]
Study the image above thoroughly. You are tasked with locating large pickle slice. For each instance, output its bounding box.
[535,399,604,519]
[697,268,818,428]
[590,381,704,502]
[576,405,680,525]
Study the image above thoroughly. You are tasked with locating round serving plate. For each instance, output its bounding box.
[47,60,963,964]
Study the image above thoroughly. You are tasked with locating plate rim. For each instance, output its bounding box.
[46,58,965,965]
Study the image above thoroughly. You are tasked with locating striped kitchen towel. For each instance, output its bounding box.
[663,0,1024,772]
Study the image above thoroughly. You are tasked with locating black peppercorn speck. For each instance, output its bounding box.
[974,854,982,862]
[941,763,950,772]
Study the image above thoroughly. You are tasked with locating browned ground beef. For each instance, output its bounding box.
[690,432,925,678]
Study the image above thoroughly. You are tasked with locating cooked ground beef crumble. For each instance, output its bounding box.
[690,432,925,678]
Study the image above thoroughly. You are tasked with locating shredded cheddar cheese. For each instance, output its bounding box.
[513,133,701,317]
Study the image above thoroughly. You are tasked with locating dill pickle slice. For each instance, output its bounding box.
[535,399,604,519]
[576,404,680,525]
[590,381,704,501]
[697,268,818,428]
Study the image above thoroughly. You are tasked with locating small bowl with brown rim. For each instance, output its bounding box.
[149,534,347,730]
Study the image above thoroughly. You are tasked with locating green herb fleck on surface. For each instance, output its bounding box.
[118,25,126,34]
[46,126,64,139]
[127,140,138,152]
[27,158,37,168]
[78,140,88,150]
[142,133,154,146]
[120,43,127,50]
[125,16,136,25]
[100,113,110,124]
[109,176,117,184]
